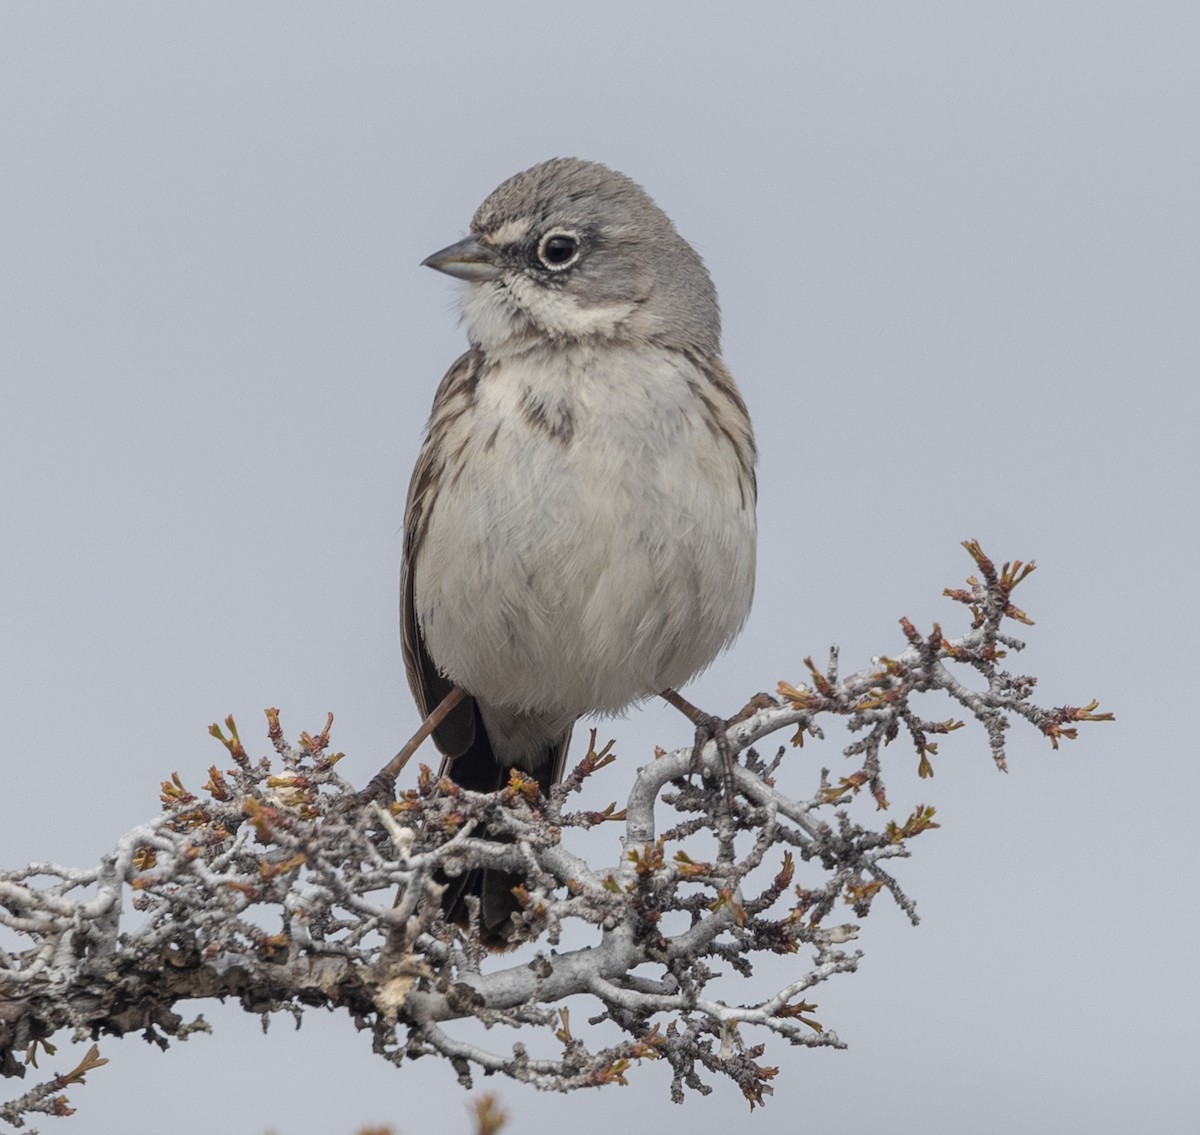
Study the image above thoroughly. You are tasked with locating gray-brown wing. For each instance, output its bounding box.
[683,348,757,510]
[403,346,576,790]
[401,347,486,764]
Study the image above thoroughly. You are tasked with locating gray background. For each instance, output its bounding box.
[2,3,1196,1133]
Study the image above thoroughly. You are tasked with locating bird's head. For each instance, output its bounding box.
[422,157,720,356]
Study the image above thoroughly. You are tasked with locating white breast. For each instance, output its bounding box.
[414,343,756,724]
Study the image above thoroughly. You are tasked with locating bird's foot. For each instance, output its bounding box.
[354,685,467,807]
[660,688,736,807]
[354,770,398,808]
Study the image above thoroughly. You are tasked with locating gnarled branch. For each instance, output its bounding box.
[0,543,1111,1125]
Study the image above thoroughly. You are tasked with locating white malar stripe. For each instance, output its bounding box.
[459,273,639,351]
[503,275,637,338]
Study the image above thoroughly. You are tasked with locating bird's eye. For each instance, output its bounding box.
[537,232,580,270]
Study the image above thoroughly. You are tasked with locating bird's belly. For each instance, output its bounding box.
[414,370,755,720]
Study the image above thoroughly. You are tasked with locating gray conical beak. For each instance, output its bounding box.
[421,235,503,282]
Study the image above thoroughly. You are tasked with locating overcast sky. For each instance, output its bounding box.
[2,4,1197,1133]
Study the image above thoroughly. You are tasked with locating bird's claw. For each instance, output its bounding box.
[355,771,398,809]
[688,712,736,808]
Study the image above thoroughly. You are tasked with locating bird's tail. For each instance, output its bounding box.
[438,701,568,949]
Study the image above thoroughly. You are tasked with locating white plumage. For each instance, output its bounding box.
[414,340,755,767]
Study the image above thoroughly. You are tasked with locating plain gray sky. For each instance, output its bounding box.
[2,3,1197,1133]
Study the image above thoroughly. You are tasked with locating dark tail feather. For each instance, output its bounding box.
[438,702,564,948]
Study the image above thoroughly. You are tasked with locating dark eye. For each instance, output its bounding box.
[537,232,580,270]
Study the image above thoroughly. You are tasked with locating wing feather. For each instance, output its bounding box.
[401,348,486,764]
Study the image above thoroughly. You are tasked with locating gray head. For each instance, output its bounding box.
[422,158,720,356]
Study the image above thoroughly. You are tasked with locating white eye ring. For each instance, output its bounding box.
[537,231,581,271]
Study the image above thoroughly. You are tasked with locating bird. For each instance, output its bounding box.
[402,157,757,943]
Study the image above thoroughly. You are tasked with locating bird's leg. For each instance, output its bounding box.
[356,685,467,806]
[659,687,736,806]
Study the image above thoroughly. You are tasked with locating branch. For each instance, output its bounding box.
[0,542,1111,1123]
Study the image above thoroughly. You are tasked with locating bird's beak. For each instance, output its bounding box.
[421,235,503,282]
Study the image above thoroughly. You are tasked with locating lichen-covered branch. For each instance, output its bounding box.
[0,543,1111,1126]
